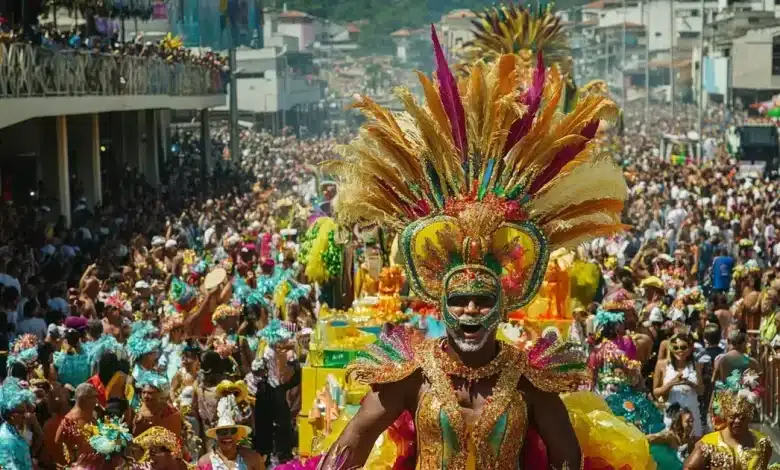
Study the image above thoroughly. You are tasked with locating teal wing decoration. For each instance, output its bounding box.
[348,327,422,385]
[522,331,589,392]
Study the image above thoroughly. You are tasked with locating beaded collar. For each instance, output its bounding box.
[434,340,512,382]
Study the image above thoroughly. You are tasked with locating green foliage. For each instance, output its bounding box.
[280,0,591,59]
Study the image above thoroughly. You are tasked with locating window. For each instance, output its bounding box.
[691,8,700,16]
[773,37,780,75]
[749,17,760,24]
[723,48,730,58]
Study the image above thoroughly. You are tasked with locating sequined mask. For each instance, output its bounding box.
[442,265,503,331]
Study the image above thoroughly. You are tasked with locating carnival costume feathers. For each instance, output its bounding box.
[461,2,610,110]
[327,27,625,315]
[126,321,161,363]
[85,416,133,459]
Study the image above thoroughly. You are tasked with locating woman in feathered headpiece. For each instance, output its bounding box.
[0,377,36,470]
[132,369,183,442]
[132,425,189,470]
[685,369,773,469]
[587,308,664,435]
[319,21,630,469]
[210,301,253,378]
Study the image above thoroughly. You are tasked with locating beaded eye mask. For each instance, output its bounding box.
[442,266,503,331]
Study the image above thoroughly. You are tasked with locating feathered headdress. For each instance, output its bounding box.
[216,379,254,405]
[85,416,133,459]
[258,319,293,346]
[212,300,242,325]
[461,2,571,77]
[712,369,763,421]
[135,369,170,394]
[0,377,35,416]
[134,426,183,462]
[594,308,625,329]
[126,321,161,362]
[459,2,608,111]
[326,27,625,314]
[105,291,131,314]
[8,334,39,368]
[169,276,197,310]
[232,276,252,304]
[85,334,126,367]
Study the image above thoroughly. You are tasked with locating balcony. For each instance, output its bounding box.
[0,43,226,129]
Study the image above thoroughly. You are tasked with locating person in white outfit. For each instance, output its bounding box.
[653,332,704,438]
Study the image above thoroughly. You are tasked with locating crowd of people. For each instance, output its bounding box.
[0,37,779,470]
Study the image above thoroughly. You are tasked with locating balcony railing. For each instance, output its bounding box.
[0,43,226,99]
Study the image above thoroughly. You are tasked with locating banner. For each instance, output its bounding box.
[703,56,729,96]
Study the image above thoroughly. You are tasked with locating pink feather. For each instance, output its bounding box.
[528,119,599,194]
[504,51,546,154]
[430,24,468,160]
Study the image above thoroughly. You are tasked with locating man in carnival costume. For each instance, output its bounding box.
[684,369,773,469]
[319,19,629,470]
[0,377,36,470]
[56,383,100,465]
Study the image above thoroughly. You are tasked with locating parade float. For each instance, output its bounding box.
[297,266,410,457]
[507,248,602,340]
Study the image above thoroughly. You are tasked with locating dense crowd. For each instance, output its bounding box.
[0,94,776,469]
[0,20,228,74]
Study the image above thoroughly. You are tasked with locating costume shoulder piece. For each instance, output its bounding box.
[348,327,422,385]
[520,331,589,393]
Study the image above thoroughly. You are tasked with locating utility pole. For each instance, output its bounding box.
[622,0,627,109]
[228,3,239,162]
[697,0,706,163]
[670,0,675,119]
[644,0,650,124]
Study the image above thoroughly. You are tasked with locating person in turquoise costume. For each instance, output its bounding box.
[127,321,162,380]
[588,309,665,435]
[126,321,162,411]
[132,368,182,438]
[85,334,126,374]
[0,377,36,470]
[54,318,92,388]
[242,290,272,357]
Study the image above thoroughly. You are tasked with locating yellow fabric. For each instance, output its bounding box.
[304,217,338,284]
[562,391,657,470]
[466,429,477,470]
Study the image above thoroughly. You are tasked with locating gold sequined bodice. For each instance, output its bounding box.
[700,430,771,470]
[414,341,527,470]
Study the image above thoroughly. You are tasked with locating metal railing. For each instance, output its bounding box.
[0,42,226,99]
[757,343,780,427]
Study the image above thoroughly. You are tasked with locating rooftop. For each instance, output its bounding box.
[445,9,477,19]
[390,28,426,38]
[597,21,645,30]
[583,0,619,10]
[279,10,312,20]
